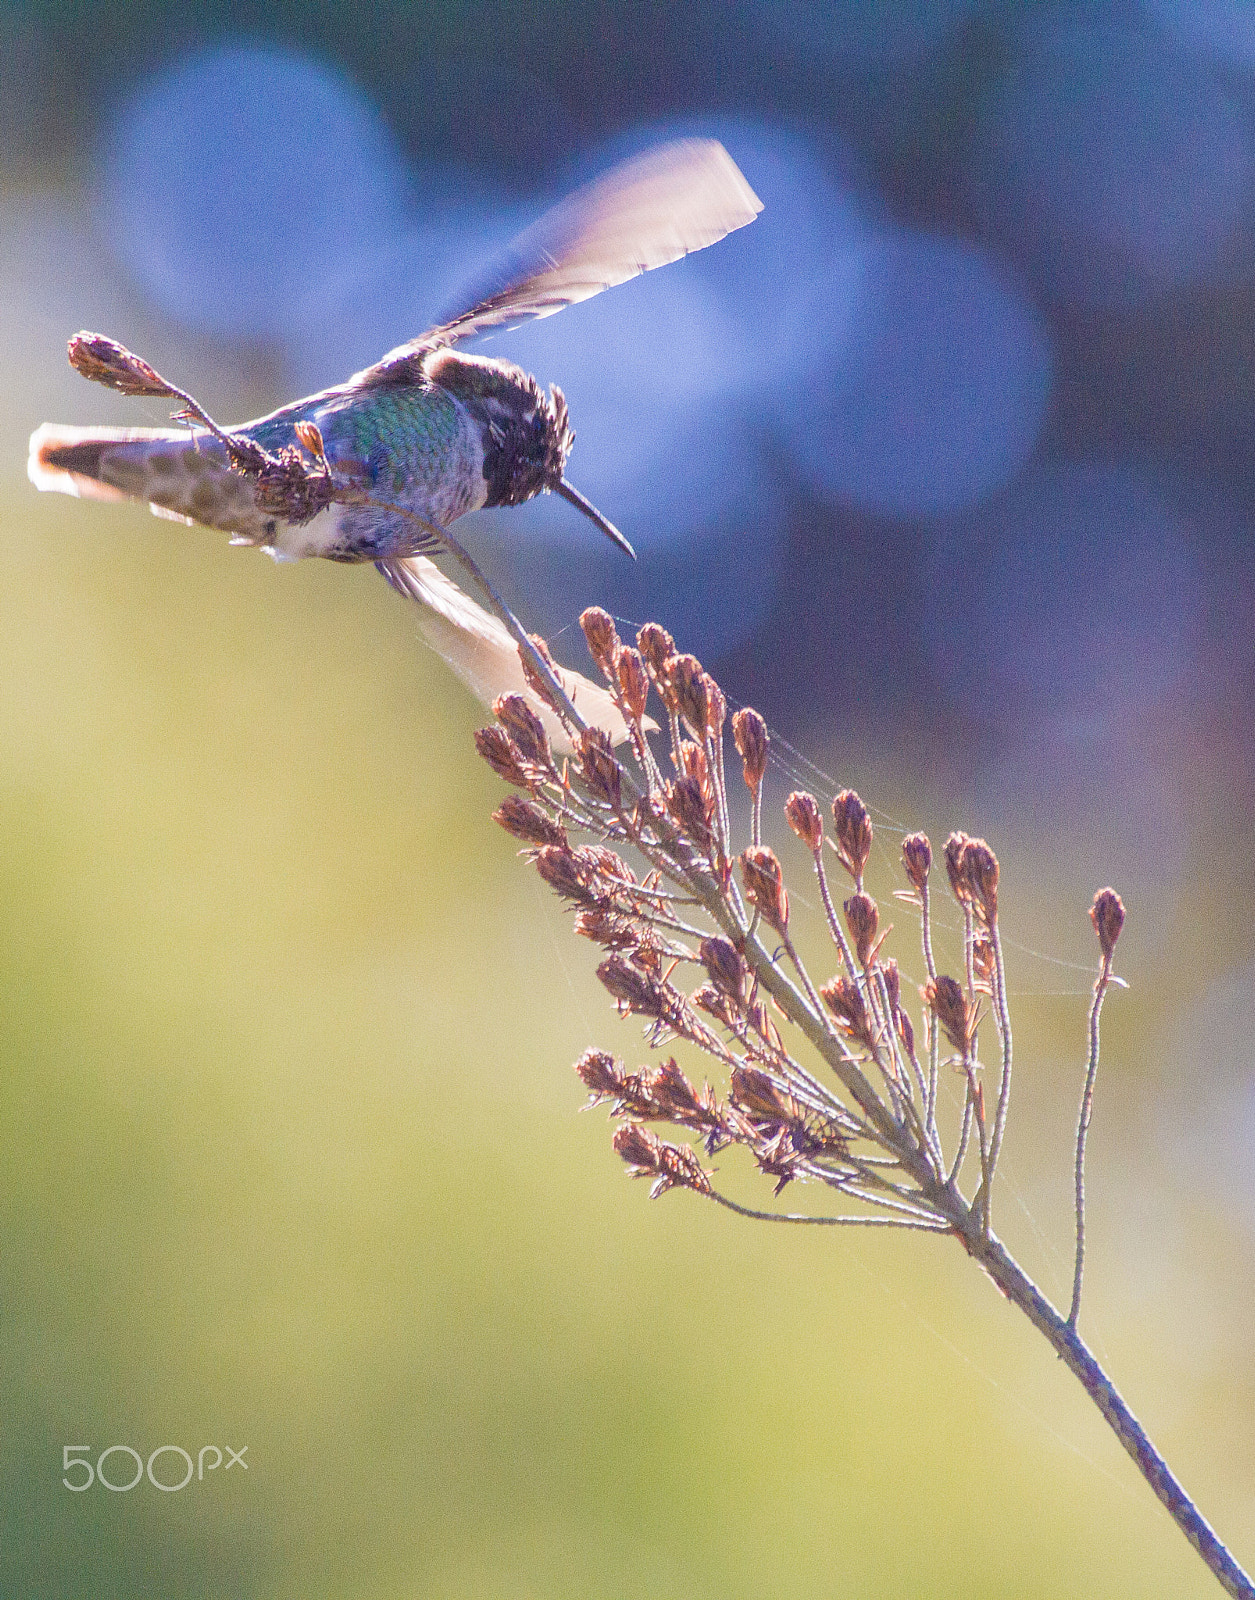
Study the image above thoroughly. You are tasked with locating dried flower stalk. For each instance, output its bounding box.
[475,611,1252,1600]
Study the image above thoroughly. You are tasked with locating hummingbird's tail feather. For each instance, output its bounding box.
[28,422,270,542]
[376,555,647,752]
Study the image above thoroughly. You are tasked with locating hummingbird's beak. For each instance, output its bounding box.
[556,478,637,559]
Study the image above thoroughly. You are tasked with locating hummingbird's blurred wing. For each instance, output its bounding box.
[375,555,641,752]
[360,139,761,376]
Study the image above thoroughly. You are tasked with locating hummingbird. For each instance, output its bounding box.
[29,140,761,743]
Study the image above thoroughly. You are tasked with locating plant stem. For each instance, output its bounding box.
[1070,948,1113,1326]
[709,1190,948,1228]
[966,1218,1254,1600]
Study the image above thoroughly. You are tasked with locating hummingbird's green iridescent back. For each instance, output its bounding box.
[237,375,487,561]
[249,384,463,493]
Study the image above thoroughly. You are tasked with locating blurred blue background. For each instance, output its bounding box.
[2,2,1253,1596]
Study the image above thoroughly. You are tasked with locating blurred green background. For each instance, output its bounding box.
[2,2,1254,1596]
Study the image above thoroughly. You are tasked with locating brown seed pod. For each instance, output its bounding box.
[492,794,568,847]
[944,832,973,906]
[475,726,532,788]
[832,789,873,881]
[785,791,823,853]
[616,647,650,723]
[574,1047,625,1101]
[843,890,880,968]
[494,693,553,767]
[740,846,789,933]
[534,844,599,904]
[732,707,768,791]
[901,832,932,894]
[667,653,710,735]
[578,726,623,809]
[580,606,620,678]
[293,419,326,459]
[820,973,872,1046]
[925,974,977,1053]
[665,774,714,856]
[636,623,679,708]
[67,331,175,398]
[962,838,1000,926]
[700,935,747,1001]
[1090,887,1126,959]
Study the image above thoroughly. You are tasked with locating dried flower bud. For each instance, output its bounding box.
[578,727,622,809]
[518,634,564,715]
[1090,887,1125,959]
[740,845,789,933]
[691,972,720,1011]
[972,937,995,988]
[700,936,746,1000]
[678,740,710,788]
[613,1121,659,1173]
[819,973,872,1045]
[897,1007,915,1058]
[901,832,932,894]
[597,954,668,1018]
[732,707,768,791]
[580,607,620,678]
[665,775,713,856]
[631,940,662,976]
[752,1131,805,1195]
[68,331,176,398]
[474,725,531,788]
[730,1065,799,1123]
[643,1058,710,1125]
[940,833,1001,926]
[705,677,726,740]
[293,419,326,459]
[944,832,972,906]
[926,975,976,1053]
[659,1140,715,1195]
[612,1123,711,1197]
[963,838,1000,926]
[636,622,676,683]
[831,790,873,882]
[573,909,638,949]
[492,794,567,847]
[667,653,709,735]
[843,891,879,968]
[494,693,553,767]
[691,983,729,1023]
[616,648,650,723]
[574,1048,624,1102]
[785,791,823,853]
[534,844,598,904]
[582,846,635,886]
[247,440,338,524]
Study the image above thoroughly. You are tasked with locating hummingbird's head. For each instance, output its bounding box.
[424,348,572,508]
[424,348,635,558]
